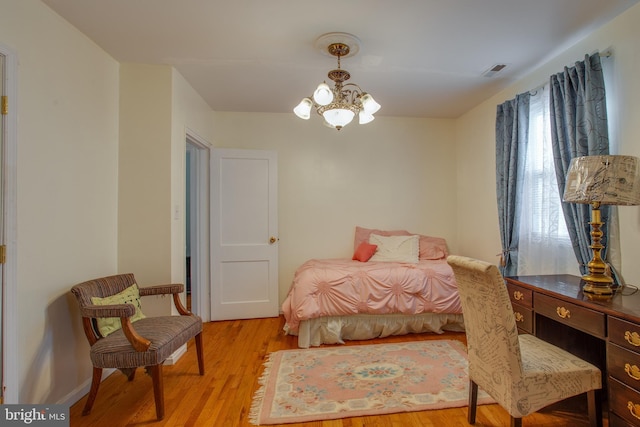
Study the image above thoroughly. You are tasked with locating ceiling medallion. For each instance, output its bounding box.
[294,32,380,131]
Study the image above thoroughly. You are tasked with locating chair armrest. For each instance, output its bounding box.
[139,283,191,316]
[82,303,136,319]
[81,304,151,351]
[138,284,184,297]
[121,318,151,352]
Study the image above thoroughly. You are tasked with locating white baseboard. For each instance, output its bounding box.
[163,343,187,365]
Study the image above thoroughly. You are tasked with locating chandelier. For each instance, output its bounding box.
[294,33,380,130]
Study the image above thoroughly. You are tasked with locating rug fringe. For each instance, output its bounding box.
[249,353,274,426]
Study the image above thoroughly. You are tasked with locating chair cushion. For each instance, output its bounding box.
[512,333,602,416]
[90,315,202,368]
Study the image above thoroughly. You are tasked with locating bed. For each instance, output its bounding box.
[282,227,465,348]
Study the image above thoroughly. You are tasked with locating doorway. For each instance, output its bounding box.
[185,131,211,321]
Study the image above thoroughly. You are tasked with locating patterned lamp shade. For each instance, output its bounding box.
[564,155,640,206]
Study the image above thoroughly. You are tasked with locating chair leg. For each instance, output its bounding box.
[148,364,165,420]
[468,379,478,424]
[587,389,603,427]
[510,417,522,427]
[195,332,205,375]
[83,367,102,416]
[120,367,136,381]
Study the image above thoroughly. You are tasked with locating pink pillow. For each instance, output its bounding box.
[352,242,378,262]
[418,235,449,260]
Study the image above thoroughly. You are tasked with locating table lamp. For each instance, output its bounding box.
[563,155,640,298]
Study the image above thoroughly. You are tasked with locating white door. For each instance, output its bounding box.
[211,148,278,320]
[0,43,17,403]
[0,50,4,404]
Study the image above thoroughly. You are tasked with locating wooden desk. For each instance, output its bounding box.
[506,275,640,427]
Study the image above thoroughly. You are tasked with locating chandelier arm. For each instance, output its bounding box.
[341,83,365,105]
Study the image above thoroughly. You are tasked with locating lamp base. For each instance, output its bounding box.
[580,201,614,300]
[581,274,614,300]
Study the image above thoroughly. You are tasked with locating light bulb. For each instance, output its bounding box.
[293,98,313,120]
[322,108,355,130]
[313,83,333,106]
[361,93,381,115]
[359,111,375,124]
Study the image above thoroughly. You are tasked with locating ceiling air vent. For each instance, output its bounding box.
[483,64,507,78]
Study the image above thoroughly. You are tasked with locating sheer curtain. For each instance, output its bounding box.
[517,85,579,276]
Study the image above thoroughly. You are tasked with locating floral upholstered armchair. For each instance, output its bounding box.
[447,255,602,427]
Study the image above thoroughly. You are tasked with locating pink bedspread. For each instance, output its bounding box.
[282,258,462,334]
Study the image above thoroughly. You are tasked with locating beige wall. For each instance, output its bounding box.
[211,113,458,302]
[0,0,119,403]
[118,63,175,317]
[456,3,640,286]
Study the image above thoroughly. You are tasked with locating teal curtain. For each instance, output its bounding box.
[550,53,610,275]
[495,93,530,276]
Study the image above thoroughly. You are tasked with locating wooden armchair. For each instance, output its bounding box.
[71,273,204,420]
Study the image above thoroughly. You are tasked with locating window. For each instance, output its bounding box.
[517,85,579,276]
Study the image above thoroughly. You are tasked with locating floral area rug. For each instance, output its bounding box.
[250,340,494,425]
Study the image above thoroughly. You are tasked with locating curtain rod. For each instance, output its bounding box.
[529,50,612,93]
[517,50,612,97]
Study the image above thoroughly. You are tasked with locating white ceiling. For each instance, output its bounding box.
[42,0,639,119]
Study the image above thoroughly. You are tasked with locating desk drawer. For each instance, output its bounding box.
[506,281,532,308]
[534,293,605,339]
[610,317,640,353]
[610,411,637,427]
[608,342,640,390]
[511,302,533,334]
[610,378,640,426]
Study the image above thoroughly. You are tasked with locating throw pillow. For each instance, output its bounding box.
[352,242,378,262]
[353,226,411,252]
[418,235,449,260]
[91,283,146,337]
[368,234,419,263]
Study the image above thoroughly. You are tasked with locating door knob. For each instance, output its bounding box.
[269,236,278,244]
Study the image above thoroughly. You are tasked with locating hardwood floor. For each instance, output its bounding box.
[70,316,606,426]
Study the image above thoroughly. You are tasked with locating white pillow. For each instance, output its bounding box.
[368,234,419,263]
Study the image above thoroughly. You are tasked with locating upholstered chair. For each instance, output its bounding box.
[446,255,602,427]
[71,273,204,420]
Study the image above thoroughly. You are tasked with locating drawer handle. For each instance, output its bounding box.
[514,312,524,323]
[625,330,640,347]
[626,363,640,381]
[513,291,524,301]
[628,401,640,420]
[556,306,571,319]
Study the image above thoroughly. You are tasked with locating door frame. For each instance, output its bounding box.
[185,129,211,322]
[0,43,18,403]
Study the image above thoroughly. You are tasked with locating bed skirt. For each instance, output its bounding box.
[284,312,465,348]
